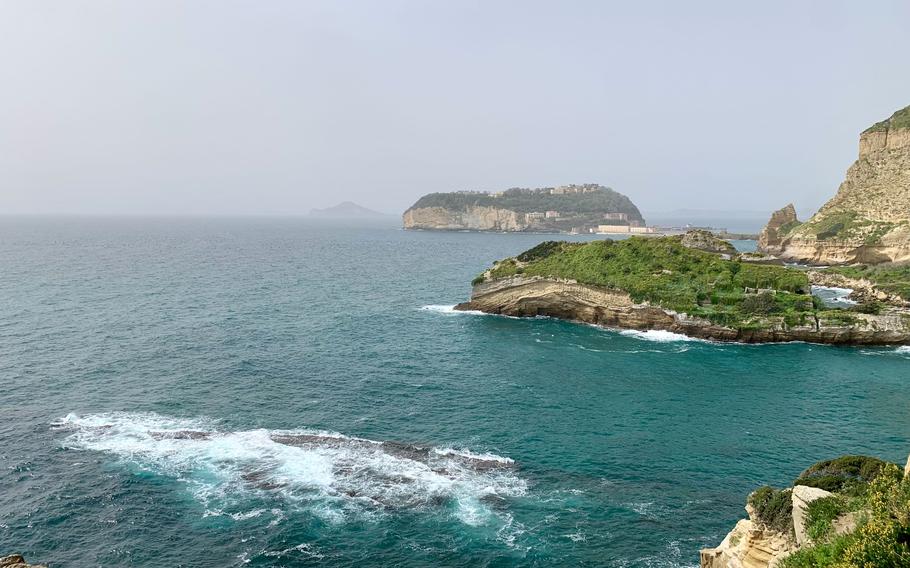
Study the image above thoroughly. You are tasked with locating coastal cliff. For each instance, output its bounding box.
[701,455,910,568]
[403,184,644,232]
[456,235,910,345]
[759,105,910,264]
[402,205,528,231]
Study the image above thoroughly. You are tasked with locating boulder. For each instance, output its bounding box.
[791,485,833,546]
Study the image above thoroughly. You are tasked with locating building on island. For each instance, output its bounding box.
[545,210,559,219]
[526,212,545,220]
[603,212,629,221]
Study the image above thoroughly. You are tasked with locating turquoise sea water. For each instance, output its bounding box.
[1,218,908,567]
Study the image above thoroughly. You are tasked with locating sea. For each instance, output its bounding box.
[1,217,908,567]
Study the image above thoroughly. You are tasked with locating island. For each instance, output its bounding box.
[701,452,910,568]
[402,184,646,233]
[455,231,910,345]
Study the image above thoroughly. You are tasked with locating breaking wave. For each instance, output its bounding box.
[52,412,525,526]
[619,329,698,343]
[419,304,484,316]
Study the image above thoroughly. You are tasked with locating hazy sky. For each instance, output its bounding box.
[2,1,909,217]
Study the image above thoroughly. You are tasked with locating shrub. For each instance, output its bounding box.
[794,456,896,493]
[740,292,776,315]
[749,486,793,533]
[805,496,848,542]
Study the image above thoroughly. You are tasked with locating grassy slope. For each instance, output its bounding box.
[477,237,851,329]
[863,104,910,133]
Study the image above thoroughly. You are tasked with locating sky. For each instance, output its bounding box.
[1,1,909,218]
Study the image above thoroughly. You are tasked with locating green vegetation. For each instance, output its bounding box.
[478,236,827,329]
[794,456,894,493]
[779,220,804,237]
[780,462,909,568]
[410,186,644,220]
[824,264,910,301]
[793,211,900,245]
[805,496,849,542]
[750,486,794,533]
[863,104,910,133]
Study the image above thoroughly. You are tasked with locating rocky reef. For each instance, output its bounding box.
[402,184,644,232]
[759,104,910,264]
[701,454,910,568]
[456,234,910,345]
[0,555,45,568]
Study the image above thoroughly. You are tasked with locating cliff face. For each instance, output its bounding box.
[0,555,46,568]
[402,205,529,231]
[760,105,910,264]
[456,276,910,345]
[758,204,799,252]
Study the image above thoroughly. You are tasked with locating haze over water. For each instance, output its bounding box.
[1,218,908,567]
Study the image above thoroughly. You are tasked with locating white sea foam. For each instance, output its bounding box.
[811,285,857,307]
[619,329,697,343]
[53,412,525,526]
[418,304,487,316]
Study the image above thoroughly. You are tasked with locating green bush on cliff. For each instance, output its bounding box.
[749,486,794,533]
[479,236,820,328]
[794,455,895,493]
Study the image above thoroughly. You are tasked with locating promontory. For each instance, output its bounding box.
[402,184,644,233]
[455,232,910,345]
[759,104,910,264]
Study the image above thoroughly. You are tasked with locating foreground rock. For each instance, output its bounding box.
[701,455,905,568]
[0,555,46,568]
[456,275,910,345]
[759,104,910,264]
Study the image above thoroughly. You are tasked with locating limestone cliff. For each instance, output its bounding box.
[456,276,910,345]
[760,105,910,264]
[402,205,529,231]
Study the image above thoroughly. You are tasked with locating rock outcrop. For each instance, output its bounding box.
[455,276,910,345]
[0,555,46,568]
[758,204,799,252]
[701,485,859,568]
[759,105,910,264]
[681,229,737,255]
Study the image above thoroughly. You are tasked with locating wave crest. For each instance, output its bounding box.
[53,412,525,526]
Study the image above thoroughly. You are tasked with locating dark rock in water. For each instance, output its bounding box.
[270,433,349,448]
[241,470,286,491]
[150,430,211,440]
[379,441,431,463]
[0,554,46,568]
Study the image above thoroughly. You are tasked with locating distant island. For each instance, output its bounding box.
[402,184,647,233]
[456,231,910,345]
[310,201,390,219]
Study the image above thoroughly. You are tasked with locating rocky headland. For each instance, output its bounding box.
[402,184,644,232]
[759,104,910,265]
[701,454,910,568]
[455,234,910,345]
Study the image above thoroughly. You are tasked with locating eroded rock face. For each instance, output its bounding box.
[760,105,910,264]
[0,554,46,568]
[402,206,529,231]
[457,276,910,345]
[700,508,796,568]
[758,204,799,253]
